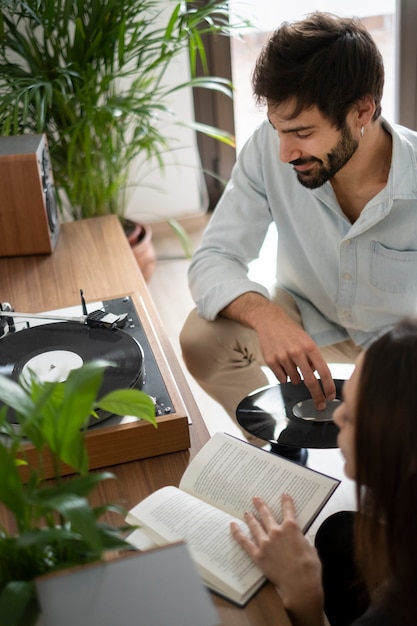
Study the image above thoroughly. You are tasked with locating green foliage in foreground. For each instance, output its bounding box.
[0,360,156,625]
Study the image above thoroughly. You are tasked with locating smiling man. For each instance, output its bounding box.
[179,12,417,456]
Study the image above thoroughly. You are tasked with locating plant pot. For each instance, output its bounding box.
[124,219,156,283]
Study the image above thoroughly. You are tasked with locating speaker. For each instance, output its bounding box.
[0,134,60,257]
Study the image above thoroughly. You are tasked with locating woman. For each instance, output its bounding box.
[231,318,417,626]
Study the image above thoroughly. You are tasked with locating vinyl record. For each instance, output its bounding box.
[236,380,344,449]
[0,322,145,425]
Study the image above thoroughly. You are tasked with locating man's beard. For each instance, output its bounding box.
[291,123,359,189]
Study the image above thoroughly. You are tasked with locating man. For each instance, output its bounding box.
[180,12,417,444]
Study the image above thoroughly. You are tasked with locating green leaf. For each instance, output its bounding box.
[0,375,35,419]
[31,472,117,503]
[184,119,236,147]
[96,388,157,425]
[0,444,27,524]
[0,580,37,626]
[18,375,60,450]
[20,492,103,558]
[39,493,104,554]
[167,219,193,258]
[14,527,82,550]
[93,527,136,553]
[45,361,111,473]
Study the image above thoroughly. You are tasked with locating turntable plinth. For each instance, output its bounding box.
[17,411,191,482]
[0,216,201,477]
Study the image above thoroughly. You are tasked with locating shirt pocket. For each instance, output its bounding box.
[370,241,417,293]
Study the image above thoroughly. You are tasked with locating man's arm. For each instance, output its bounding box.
[221,292,336,408]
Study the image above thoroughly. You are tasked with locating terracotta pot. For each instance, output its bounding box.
[124,219,156,283]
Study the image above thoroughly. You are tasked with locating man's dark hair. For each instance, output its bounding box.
[252,12,384,128]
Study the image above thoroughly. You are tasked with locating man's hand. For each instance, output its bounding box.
[221,293,335,409]
[231,495,325,626]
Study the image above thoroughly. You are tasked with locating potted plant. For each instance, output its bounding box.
[0,360,156,625]
[0,0,239,278]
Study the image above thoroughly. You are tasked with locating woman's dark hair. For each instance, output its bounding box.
[252,12,384,128]
[354,318,417,625]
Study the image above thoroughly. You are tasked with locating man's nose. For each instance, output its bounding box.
[279,136,302,163]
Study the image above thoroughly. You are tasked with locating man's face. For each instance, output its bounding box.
[268,102,359,189]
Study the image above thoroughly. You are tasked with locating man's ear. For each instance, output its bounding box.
[354,95,376,130]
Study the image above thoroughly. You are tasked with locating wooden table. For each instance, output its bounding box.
[0,216,290,626]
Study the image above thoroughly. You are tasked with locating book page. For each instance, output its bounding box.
[179,432,339,531]
[127,485,264,604]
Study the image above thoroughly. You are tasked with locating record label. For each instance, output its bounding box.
[22,350,84,383]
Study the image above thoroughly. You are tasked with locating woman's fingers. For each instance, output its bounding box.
[280,493,297,521]
[252,493,296,529]
[230,518,260,558]
[231,494,297,551]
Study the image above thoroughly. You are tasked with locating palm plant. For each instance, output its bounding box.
[0,360,156,625]
[0,0,238,221]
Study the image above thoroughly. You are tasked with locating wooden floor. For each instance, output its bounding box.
[147,216,357,539]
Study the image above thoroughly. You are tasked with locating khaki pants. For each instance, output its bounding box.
[179,289,362,439]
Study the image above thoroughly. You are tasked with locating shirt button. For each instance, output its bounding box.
[343,273,352,280]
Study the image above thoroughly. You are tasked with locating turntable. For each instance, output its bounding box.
[0,295,191,478]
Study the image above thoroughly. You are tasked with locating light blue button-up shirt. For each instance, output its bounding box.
[189,118,417,349]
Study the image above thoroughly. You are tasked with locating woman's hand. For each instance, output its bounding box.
[230,494,325,626]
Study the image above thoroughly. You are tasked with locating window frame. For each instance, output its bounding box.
[192,27,235,210]
[397,0,417,128]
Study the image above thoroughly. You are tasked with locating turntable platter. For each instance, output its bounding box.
[0,322,145,425]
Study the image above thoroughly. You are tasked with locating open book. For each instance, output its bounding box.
[126,432,340,606]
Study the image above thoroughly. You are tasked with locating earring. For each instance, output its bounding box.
[360,126,365,137]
